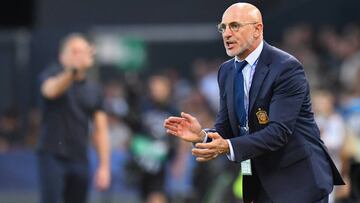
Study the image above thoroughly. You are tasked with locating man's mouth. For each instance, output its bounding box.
[226,41,236,49]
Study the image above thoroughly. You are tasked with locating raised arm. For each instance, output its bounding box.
[41,68,76,99]
[42,34,94,99]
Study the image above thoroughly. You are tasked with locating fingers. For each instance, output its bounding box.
[164,116,185,124]
[192,147,216,157]
[166,129,178,136]
[195,142,215,149]
[164,123,179,132]
[196,156,217,162]
[181,112,195,122]
[164,117,185,132]
[164,118,183,137]
[192,148,219,162]
[207,132,221,139]
[195,133,221,148]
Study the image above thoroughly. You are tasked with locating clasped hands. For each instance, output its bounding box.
[164,112,229,162]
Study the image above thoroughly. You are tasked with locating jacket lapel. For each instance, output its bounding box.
[248,42,272,115]
[226,60,240,136]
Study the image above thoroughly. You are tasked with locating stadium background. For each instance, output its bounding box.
[0,0,359,202]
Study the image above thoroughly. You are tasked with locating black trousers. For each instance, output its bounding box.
[38,152,90,203]
[242,174,271,203]
[242,173,329,203]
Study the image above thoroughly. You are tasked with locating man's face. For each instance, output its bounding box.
[220,9,257,59]
[149,76,171,104]
[60,37,95,70]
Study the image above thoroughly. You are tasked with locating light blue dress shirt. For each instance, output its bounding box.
[226,40,264,161]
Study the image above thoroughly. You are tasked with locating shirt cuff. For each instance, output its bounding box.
[226,139,235,161]
[202,130,208,143]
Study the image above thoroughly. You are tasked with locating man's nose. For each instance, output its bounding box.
[222,27,232,38]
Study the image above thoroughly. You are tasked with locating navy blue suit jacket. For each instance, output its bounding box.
[214,42,344,202]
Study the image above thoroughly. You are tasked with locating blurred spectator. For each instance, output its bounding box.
[103,80,131,150]
[25,108,41,148]
[317,26,343,88]
[342,69,360,143]
[313,89,346,168]
[281,24,322,89]
[339,68,360,202]
[0,108,22,151]
[338,25,360,92]
[128,74,186,203]
[313,89,348,202]
[163,68,192,109]
[104,80,129,119]
[193,58,221,112]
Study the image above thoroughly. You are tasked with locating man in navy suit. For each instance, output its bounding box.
[164,3,344,203]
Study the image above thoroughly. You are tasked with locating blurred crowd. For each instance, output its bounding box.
[0,23,360,203]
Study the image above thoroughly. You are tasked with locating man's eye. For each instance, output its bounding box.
[230,23,240,30]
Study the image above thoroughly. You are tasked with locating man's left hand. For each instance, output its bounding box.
[192,132,229,162]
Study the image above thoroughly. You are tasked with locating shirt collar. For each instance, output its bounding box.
[235,40,264,66]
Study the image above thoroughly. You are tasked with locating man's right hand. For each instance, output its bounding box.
[164,112,204,143]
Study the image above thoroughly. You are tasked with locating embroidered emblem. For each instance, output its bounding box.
[256,108,269,124]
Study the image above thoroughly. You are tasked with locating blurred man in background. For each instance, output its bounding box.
[37,33,110,203]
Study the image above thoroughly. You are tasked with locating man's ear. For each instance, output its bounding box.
[254,23,263,38]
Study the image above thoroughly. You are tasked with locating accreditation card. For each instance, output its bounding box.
[241,159,252,175]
